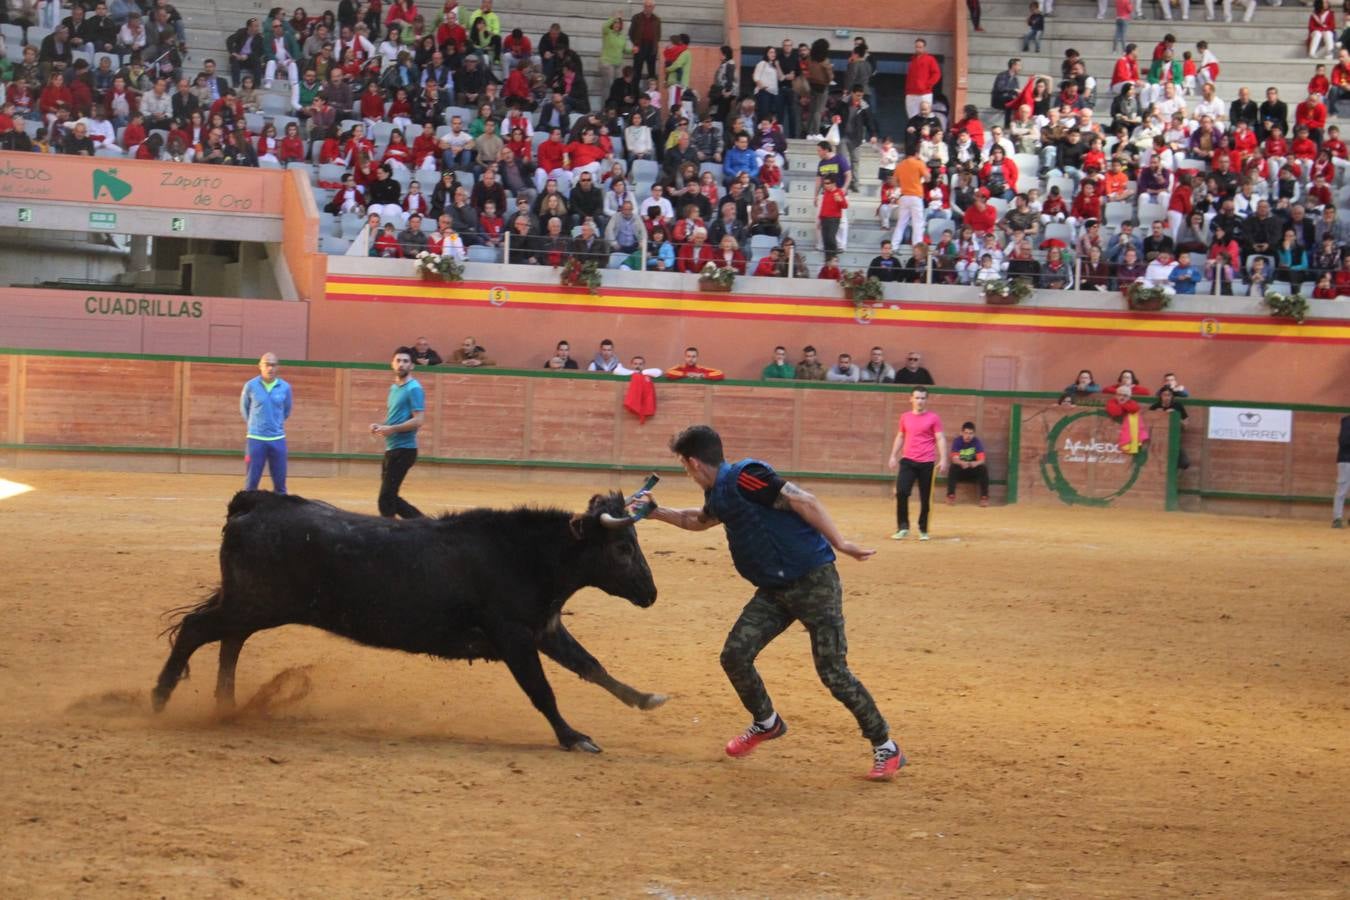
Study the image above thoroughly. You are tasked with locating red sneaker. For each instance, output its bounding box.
[945,494,956,505]
[866,744,907,781]
[725,716,788,757]
[979,496,989,507]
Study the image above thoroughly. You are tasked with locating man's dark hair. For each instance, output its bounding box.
[685,346,698,353]
[670,425,725,466]
[393,346,414,360]
[912,386,929,397]
[774,345,786,352]
[817,140,833,152]
[600,338,613,347]
[962,421,976,431]
[803,345,816,353]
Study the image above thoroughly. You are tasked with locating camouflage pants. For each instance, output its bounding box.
[720,563,890,745]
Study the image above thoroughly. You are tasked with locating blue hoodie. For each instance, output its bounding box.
[241,375,292,440]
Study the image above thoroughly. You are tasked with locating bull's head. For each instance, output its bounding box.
[574,492,657,608]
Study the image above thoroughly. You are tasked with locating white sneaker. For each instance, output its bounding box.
[264,79,273,89]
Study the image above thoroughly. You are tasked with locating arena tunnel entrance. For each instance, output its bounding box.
[0,228,290,301]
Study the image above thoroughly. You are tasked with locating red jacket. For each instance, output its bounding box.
[360,90,386,120]
[1111,55,1140,88]
[565,140,607,168]
[279,135,306,163]
[676,241,717,273]
[819,188,848,219]
[1295,100,1327,132]
[536,139,566,171]
[1070,191,1102,221]
[904,52,942,96]
[38,84,74,115]
[963,202,998,235]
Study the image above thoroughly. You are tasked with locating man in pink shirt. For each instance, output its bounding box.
[887,387,948,540]
[904,38,942,121]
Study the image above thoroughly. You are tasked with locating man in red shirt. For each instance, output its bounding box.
[1295,92,1328,145]
[962,190,999,236]
[1328,51,1350,114]
[534,126,570,193]
[904,38,942,121]
[564,126,608,183]
[664,347,724,380]
[817,174,848,256]
[1110,43,1140,97]
[887,386,948,540]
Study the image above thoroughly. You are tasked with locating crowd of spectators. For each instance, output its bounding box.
[948,18,1350,299]
[8,0,1350,301]
[403,335,948,386]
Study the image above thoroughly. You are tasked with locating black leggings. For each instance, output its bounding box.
[896,458,935,532]
[379,448,423,519]
[967,0,982,28]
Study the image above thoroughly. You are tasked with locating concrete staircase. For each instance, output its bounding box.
[967,0,1329,117]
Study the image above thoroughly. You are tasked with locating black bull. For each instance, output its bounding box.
[154,490,666,752]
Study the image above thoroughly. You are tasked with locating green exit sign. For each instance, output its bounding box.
[89,211,118,230]
[171,216,186,232]
[17,207,32,224]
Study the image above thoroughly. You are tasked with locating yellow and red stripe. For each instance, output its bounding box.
[324,276,1350,344]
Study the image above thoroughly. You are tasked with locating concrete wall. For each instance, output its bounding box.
[0,290,309,359]
[317,259,1350,405]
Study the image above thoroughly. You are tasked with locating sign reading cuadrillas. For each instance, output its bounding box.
[85,295,204,318]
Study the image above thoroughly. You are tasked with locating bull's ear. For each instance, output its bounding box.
[567,513,589,541]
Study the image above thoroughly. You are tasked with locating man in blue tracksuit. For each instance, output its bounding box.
[239,352,293,493]
[645,424,904,781]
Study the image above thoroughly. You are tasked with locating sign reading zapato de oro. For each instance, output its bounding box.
[1206,408,1293,443]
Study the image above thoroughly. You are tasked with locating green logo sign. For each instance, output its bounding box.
[89,211,118,230]
[171,216,186,232]
[92,168,133,202]
[1039,410,1149,507]
[17,207,31,223]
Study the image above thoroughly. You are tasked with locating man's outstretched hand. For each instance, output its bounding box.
[838,541,876,561]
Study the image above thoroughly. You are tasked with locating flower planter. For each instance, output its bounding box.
[1127,294,1167,311]
[984,290,1019,306]
[698,277,733,292]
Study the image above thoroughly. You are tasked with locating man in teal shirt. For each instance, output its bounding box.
[240,352,292,493]
[761,345,795,380]
[369,347,426,518]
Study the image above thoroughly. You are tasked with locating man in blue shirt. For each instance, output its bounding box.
[369,346,426,518]
[240,352,293,493]
[644,425,904,781]
[946,421,990,506]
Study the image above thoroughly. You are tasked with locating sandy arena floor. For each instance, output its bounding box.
[0,469,1346,898]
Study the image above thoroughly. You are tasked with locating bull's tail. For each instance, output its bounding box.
[160,587,224,647]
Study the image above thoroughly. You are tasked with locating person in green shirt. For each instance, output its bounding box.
[762,345,795,380]
[664,33,692,111]
[599,15,631,98]
[468,0,501,62]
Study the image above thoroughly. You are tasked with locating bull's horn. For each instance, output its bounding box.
[599,512,636,529]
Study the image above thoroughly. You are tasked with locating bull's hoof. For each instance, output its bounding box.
[639,693,669,711]
[567,738,602,753]
[150,689,169,713]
